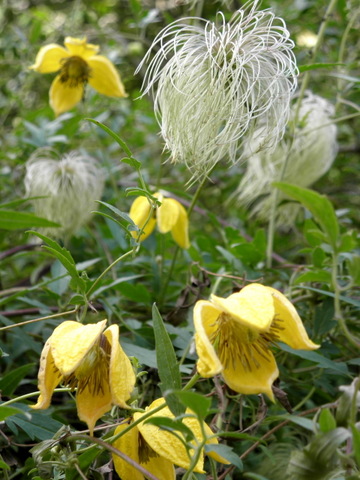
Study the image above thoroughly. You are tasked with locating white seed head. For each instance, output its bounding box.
[136,0,298,180]
[25,149,105,239]
[236,91,338,227]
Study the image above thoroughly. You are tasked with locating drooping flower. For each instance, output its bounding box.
[136,0,298,179]
[129,192,190,248]
[236,92,338,227]
[112,397,229,479]
[193,283,319,400]
[25,149,104,239]
[32,320,136,435]
[30,36,127,115]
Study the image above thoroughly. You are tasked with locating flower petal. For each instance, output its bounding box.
[64,37,99,58]
[87,56,127,97]
[50,320,107,376]
[76,379,112,435]
[193,300,223,377]
[222,347,278,400]
[265,286,320,350]
[31,339,62,410]
[30,44,69,73]
[211,283,275,332]
[157,198,180,233]
[104,325,135,408]
[170,201,190,249]
[49,75,85,116]
[129,196,156,241]
[142,455,176,480]
[135,398,205,473]
[112,424,143,480]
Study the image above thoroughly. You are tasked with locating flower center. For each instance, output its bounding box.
[62,334,111,395]
[210,313,283,372]
[59,56,90,87]
[138,432,159,463]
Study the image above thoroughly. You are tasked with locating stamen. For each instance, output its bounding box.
[138,433,159,463]
[59,56,90,88]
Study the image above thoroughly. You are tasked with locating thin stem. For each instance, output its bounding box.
[0,388,71,407]
[0,309,77,331]
[182,373,200,391]
[86,249,134,298]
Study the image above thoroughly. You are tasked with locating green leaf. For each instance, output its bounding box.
[0,210,60,230]
[120,156,142,169]
[0,363,35,396]
[298,62,345,73]
[0,405,24,421]
[152,303,184,416]
[97,200,136,226]
[6,408,63,441]
[350,423,360,468]
[319,408,337,433]
[144,416,194,442]
[295,270,332,284]
[204,443,243,470]
[172,391,211,420]
[273,183,339,250]
[0,460,10,471]
[85,118,133,157]
[27,231,86,293]
[279,343,349,375]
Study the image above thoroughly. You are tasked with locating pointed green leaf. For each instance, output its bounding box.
[27,231,86,293]
[85,118,133,157]
[0,210,60,230]
[0,406,24,421]
[205,443,243,470]
[319,408,337,433]
[173,391,211,420]
[274,183,339,250]
[0,363,35,396]
[152,303,184,416]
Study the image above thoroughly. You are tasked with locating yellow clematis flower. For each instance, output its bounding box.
[194,283,320,400]
[30,37,127,116]
[32,320,136,435]
[112,397,229,479]
[129,193,190,249]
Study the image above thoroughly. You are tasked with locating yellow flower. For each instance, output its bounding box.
[30,37,127,116]
[129,193,190,249]
[112,397,229,479]
[194,283,319,400]
[32,320,135,435]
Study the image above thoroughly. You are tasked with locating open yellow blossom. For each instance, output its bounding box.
[112,397,229,479]
[32,320,135,435]
[129,193,190,249]
[194,283,319,400]
[30,37,127,116]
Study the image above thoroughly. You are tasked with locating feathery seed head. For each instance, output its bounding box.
[237,91,338,227]
[25,149,104,239]
[136,0,298,180]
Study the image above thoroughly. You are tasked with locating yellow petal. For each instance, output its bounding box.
[142,455,175,480]
[112,424,143,480]
[129,196,156,241]
[49,75,84,116]
[157,198,180,233]
[76,380,112,435]
[87,56,127,97]
[64,37,99,58]
[211,284,275,333]
[50,320,107,376]
[135,398,205,473]
[265,286,320,350]
[104,325,135,408]
[222,347,278,400]
[193,300,223,377]
[30,44,69,73]
[170,201,190,249]
[31,339,62,410]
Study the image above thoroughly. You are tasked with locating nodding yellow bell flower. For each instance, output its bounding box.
[112,397,229,479]
[30,37,127,116]
[32,320,135,435]
[193,283,319,400]
[129,193,190,249]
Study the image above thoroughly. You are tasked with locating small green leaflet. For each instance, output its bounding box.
[0,210,60,230]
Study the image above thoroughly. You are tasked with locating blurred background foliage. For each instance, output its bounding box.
[0,0,360,479]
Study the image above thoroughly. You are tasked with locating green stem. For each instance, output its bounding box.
[0,308,77,332]
[0,388,71,407]
[86,249,134,298]
[183,373,200,391]
[265,0,338,268]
